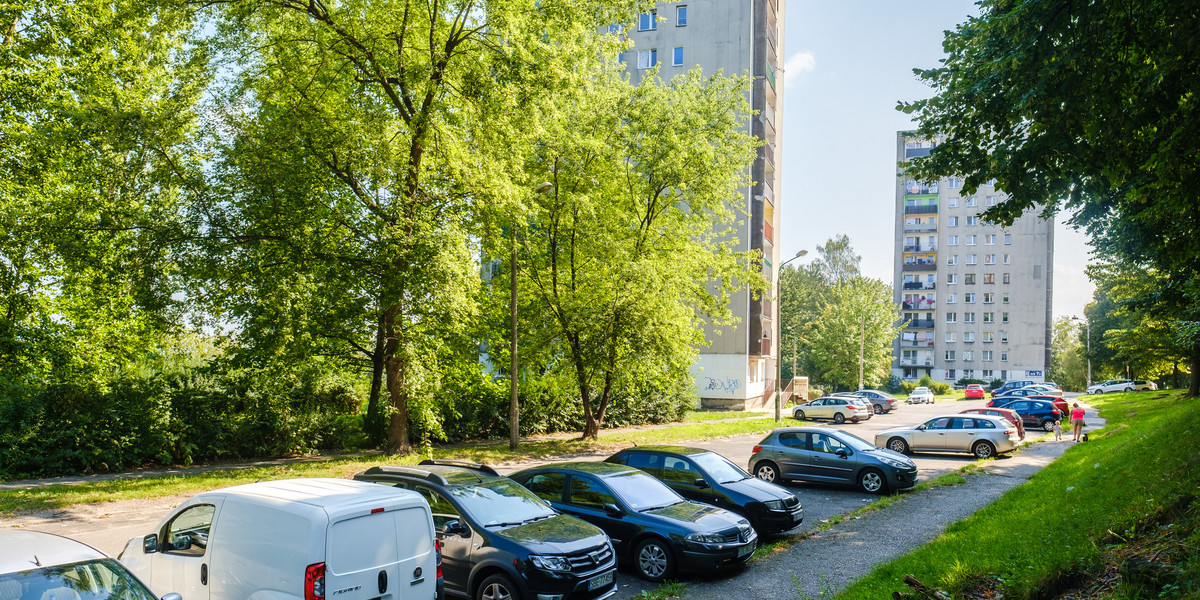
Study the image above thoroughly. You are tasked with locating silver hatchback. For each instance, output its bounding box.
[874,414,1021,459]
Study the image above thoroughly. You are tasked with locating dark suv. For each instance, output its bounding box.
[604,445,803,534]
[355,460,617,600]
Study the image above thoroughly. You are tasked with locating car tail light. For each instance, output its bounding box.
[305,562,325,600]
[435,538,443,580]
[752,445,762,454]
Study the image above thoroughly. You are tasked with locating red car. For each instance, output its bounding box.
[963,384,986,399]
[989,393,1067,416]
[960,407,1026,439]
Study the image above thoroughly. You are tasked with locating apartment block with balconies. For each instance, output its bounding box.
[892,132,1053,384]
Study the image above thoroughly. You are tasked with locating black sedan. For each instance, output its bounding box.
[509,462,757,583]
[605,445,803,535]
[994,398,1062,432]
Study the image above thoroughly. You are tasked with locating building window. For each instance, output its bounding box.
[1000,331,1009,343]
[947,273,958,284]
[676,5,687,26]
[965,273,976,285]
[965,292,976,303]
[638,49,658,69]
[639,11,657,30]
[966,196,978,207]
[946,332,956,342]
[985,234,996,245]
[672,46,683,66]
[1001,352,1008,361]
[966,235,977,245]
[963,351,974,361]
[948,216,959,227]
[1004,233,1012,244]
[983,292,994,303]
[982,350,993,361]
[984,254,995,265]
[966,216,979,226]
[945,350,956,361]
[948,197,959,208]
[948,177,960,189]
[982,331,994,342]
[948,235,960,246]
[964,369,975,378]
[964,312,976,323]
[1002,312,1009,323]
[986,196,997,206]
[947,254,958,265]
[983,312,994,323]
[946,312,957,323]
[965,254,977,265]
[982,369,993,378]
[946,293,957,303]
[1002,293,1010,304]
[964,332,975,342]
[1003,253,1011,264]
[1003,272,1010,284]
[983,273,995,284]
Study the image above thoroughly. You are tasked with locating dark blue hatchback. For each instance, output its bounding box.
[995,399,1062,432]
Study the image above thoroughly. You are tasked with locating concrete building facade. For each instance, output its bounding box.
[620,0,784,409]
[893,133,1054,385]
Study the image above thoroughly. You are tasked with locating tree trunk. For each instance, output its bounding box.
[365,314,387,444]
[385,352,411,454]
[1189,343,1199,397]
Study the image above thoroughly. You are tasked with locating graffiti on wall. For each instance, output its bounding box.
[702,376,742,394]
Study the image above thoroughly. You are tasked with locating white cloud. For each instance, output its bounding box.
[783,52,816,87]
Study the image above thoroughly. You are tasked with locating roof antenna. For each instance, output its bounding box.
[33,555,42,566]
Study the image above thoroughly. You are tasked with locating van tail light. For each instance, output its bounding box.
[305,562,325,600]
[752,445,762,454]
[435,538,443,580]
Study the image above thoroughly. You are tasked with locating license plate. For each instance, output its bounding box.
[737,543,754,557]
[587,570,614,590]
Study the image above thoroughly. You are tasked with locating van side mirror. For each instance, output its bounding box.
[442,519,470,537]
[160,594,183,600]
[693,478,709,489]
[602,503,624,517]
[143,534,158,554]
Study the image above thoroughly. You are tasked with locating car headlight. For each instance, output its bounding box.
[530,554,572,572]
[877,455,910,469]
[685,532,726,544]
[762,499,784,511]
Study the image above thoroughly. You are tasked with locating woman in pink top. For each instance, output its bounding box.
[1070,402,1086,442]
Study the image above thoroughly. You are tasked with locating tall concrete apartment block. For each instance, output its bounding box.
[893,133,1054,385]
[621,0,784,408]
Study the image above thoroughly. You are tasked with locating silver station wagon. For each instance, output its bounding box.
[874,414,1021,459]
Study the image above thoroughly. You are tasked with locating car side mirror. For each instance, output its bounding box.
[143,534,158,554]
[443,519,470,537]
[835,449,848,458]
[603,503,625,517]
[693,478,709,489]
[161,594,183,600]
[916,424,926,430]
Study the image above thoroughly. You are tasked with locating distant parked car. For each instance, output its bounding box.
[747,426,918,493]
[990,380,1034,397]
[792,396,873,423]
[1132,379,1158,391]
[963,384,986,399]
[2,530,176,600]
[847,390,899,414]
[509,462,756,582]
[1087,379,1134,394]
[1018,384,1064,396]
[960,407,1026,439]
[994,398,1063,432]
[605,445,803,534]
[990,392,1067,415]
[906,387,935,404]
[875,414,1022,458]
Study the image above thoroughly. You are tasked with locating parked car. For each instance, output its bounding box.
[959,407,1026,440]
[120,478,441,600]
[2,530,177,600]
[792,395,872,423]
[605,446,802,535]
[356,461,617,600]
[508,462,756,582]
[994,398,1063,432]
[747,426,918,494]
[990,380,1034,397]
[989,392,1067,415]
[906,387,935,404]
[874,414,1022,458]
[1087,379,1134,394]
[1018,384,1064,396]
[963,384,986,399]
[847,390,899,414]
[1132,379,1158,391]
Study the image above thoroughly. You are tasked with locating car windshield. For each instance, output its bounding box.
[691,452,749,484]
[1,558,158,600]
[450,479,556,527]
[829,431,876,452]
[604,471,684,511]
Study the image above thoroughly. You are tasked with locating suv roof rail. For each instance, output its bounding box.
[358,465,452,486]
[419,459,501,477]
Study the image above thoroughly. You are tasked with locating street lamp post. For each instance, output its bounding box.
[510,182,554,450]
[776,249,808,422]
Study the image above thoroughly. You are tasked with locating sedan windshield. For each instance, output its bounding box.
[691,452,749,484]
[604,471,684,511]
[451,479,556,527]
[4,559,158,600]
[829,431,875,452]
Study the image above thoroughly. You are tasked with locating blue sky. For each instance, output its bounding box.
[780,0,1095,319]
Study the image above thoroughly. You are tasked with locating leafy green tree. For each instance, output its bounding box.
[517,69,760,439]
[1048,317,1086,392]
[803,277,902,392]
[779,235,864,383]
[900,0,1200,395]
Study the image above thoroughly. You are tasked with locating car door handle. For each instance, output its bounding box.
[201,563,208,585]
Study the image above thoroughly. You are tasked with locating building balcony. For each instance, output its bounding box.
[906,318,936,329]
[902,281,937,291]
[899,339,935,347]
[902,262,937,272]
[899,358,935,366]
[904,223,938,233]
[902,181,939,195]
[903,244,938,252]
[763,218,774,244]
[904,204,938,214]
[902,301,936,310]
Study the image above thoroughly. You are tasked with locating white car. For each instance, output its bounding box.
[1087,379,1135,394]
[1018,384,1064,396]
[906,386,935,404]
[1,530,178,600]
[792,395,873,423]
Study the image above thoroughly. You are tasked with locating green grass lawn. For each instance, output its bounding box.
[839,390,1200,600]
[0,412,794,515]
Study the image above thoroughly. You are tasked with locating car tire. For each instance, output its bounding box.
[754,461,781,483]
[1041,419,1056,432]
[1123,387,1132,392]
[633,537,674,582]
[873,404,884,415]
[476,573,518,600]
[858,468,887,494]
[887,437,909,454]
[972,441,996,459]
[794,410,806,420]
[833,413,846,424]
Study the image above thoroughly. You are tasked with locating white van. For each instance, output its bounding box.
[119,478,439,600]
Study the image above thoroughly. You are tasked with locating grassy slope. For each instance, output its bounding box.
[839,391,1200,600]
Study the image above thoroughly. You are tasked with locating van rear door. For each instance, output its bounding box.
[326,504,437,600]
